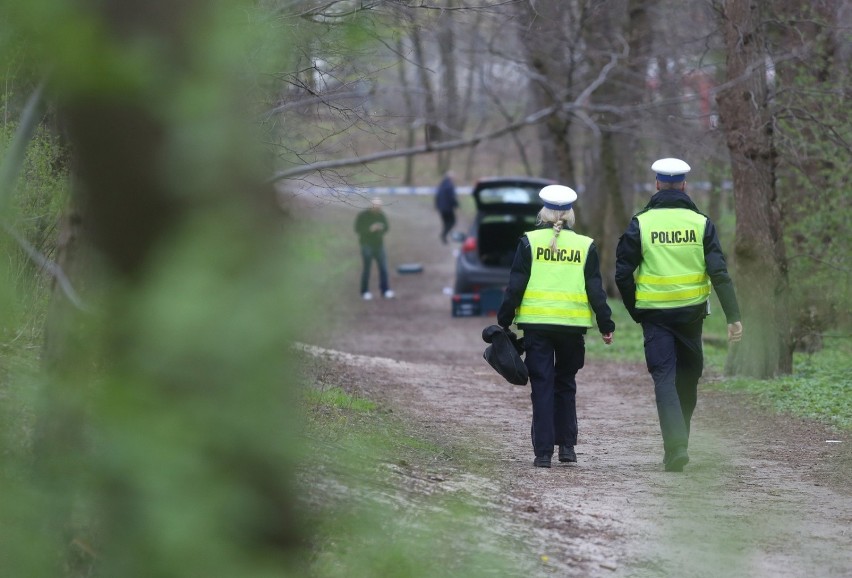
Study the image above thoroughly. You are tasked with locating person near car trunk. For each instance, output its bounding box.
[497,185,615,468]
[355,197,394,300]
[615,158,742,472]
[435,170,458,244]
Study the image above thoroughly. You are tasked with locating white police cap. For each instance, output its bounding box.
[651,158,691,182]
[539,184,578,211]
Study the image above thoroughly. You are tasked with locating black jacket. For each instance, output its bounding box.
[482,325,528,385]
[497,226,615,335]
[434,176,458,213]
[614,189,741,325]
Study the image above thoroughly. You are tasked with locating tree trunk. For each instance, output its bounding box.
[459,8,483,179]
[580,0,650,295]
[34,1,306,573]
[397,37,416,185]
[716,0,792,377]
[515,0,580,185]
[410,24,441,148]
[436,1,458,172]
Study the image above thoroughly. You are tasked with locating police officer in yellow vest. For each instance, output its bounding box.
[498,185,615,468]
[615,158,743,472]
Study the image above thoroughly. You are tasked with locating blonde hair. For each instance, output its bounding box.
[536,207,576,251]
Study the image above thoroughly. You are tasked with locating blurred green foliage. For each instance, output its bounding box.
[0,119,67,335]
[0,1,318,577]
[0,103,68,578]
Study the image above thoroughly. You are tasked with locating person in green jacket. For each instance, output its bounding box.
[354,197,394,300]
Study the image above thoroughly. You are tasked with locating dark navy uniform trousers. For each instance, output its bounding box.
[642,320,704,456]
[523,330,585,459]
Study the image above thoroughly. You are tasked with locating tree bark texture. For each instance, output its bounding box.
[583,0,649,295]
[410,24,442,147]
[515,0,581,185]
[436,2,459,172]
[397,36,417,185]
[716,0,793,377]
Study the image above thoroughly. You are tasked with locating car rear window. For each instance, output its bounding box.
[477,186,540,205]
[480,214,537,225]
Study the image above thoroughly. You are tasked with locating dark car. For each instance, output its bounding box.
[453,176,554,294]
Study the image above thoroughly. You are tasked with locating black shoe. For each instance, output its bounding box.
[558,445,577,463]
[533,456,552,468]
[664,449,689,472]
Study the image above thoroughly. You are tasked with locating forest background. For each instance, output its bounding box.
[0,0,849,576]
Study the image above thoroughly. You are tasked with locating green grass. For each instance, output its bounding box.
[590,297,852,431]
[714,342,852,431]
[305,386,377,413]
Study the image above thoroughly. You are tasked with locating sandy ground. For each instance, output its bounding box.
[296,193,851,577]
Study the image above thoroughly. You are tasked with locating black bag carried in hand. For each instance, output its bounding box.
[482,325,528,386]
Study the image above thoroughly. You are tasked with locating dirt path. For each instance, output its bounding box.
[297,193,851,577]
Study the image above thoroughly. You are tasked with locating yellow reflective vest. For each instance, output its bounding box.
[635,208,711,309]
[514,228,593,327]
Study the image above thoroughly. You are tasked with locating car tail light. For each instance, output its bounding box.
[461,237,477,253]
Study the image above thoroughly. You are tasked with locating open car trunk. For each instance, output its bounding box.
[478,215,537,267]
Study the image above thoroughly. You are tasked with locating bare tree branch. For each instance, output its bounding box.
[268,42,627,182]
[268,103,557,181]
[263,90,370,119]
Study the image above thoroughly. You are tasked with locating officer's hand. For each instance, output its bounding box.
[602,332,613,345]
[727,321,743,343]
